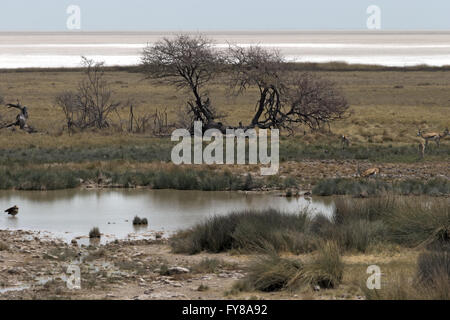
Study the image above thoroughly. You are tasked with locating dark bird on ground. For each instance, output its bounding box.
[5,205,19,216]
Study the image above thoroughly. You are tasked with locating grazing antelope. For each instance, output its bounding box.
[341,135,350,149]
[417,128,447,147]
[357,166,381,178]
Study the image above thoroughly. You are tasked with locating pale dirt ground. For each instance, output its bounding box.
[0,229,418,300]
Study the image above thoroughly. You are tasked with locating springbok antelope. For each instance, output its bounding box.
[341,135,350,149]
[417,128,448,147]
[418,141,426,159]
[357,166,381,178]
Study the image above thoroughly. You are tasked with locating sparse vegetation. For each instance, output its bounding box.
[170,209,313,254]
[235,254,305,292]
[55,57,122,132]
[313,177,450,196]
[0,166,264,191]
[417,250,450,287]
[0,240,9,251]
[89,227,101,239]
[363,249,450,300]
[234,242,343,293]
[132,216,148,226]
[302,241,344,289]
[191,258,237,274]
[85,248,107,262]
[1,59,450,301]
[43,247,78,261]
[197,284,209,292]
[191,258,223,274]
[172,197,449,255]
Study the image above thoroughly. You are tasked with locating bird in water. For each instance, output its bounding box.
[5,205,19,216]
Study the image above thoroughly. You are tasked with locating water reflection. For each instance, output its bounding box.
[0,189,334,242]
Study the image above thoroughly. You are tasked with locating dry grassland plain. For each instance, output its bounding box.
[0,65,448,192]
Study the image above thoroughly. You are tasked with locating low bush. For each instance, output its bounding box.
[384,199,449,247]
[133,216,148,225]
[89,227,101,239]
[235,242,343,293]
[416,250,450,287]
[170,209,312,254]
[171,197,449,255]
[191,258,227,274]
[363,251,450,300]
[303,241,344,289]
[236,254,305,292]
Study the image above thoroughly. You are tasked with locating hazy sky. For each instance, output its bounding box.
[0,0,449,31]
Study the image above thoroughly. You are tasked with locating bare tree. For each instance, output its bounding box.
[78,57,121,128]
[227,46,285,128]
[141,36,349,133]
[55,91,79,133]
[228,46,349,131]
[141,35,223,130]
[55,57,122,132]
[268,74,349,131]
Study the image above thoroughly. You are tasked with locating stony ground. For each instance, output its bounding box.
[0,229,420,300]
[0,230,245,300]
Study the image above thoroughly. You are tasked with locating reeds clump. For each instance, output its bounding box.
[171,197,449,255]
[234,241,343,293]
[416,250,450,288]
[133,216,148,226]
[384,198,449,247]
[237,254,305,292]
[170,209,312,254]
[89,227,101,239]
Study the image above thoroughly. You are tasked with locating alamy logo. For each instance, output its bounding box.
[366,5,381,30]
[366,265,381,289]
[66,5,81,30]
[66,264,81,290]
[171,121,279,175]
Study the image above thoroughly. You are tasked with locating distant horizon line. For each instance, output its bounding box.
[1,29,450,34]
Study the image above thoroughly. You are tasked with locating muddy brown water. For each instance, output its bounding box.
[0,189,334,243]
